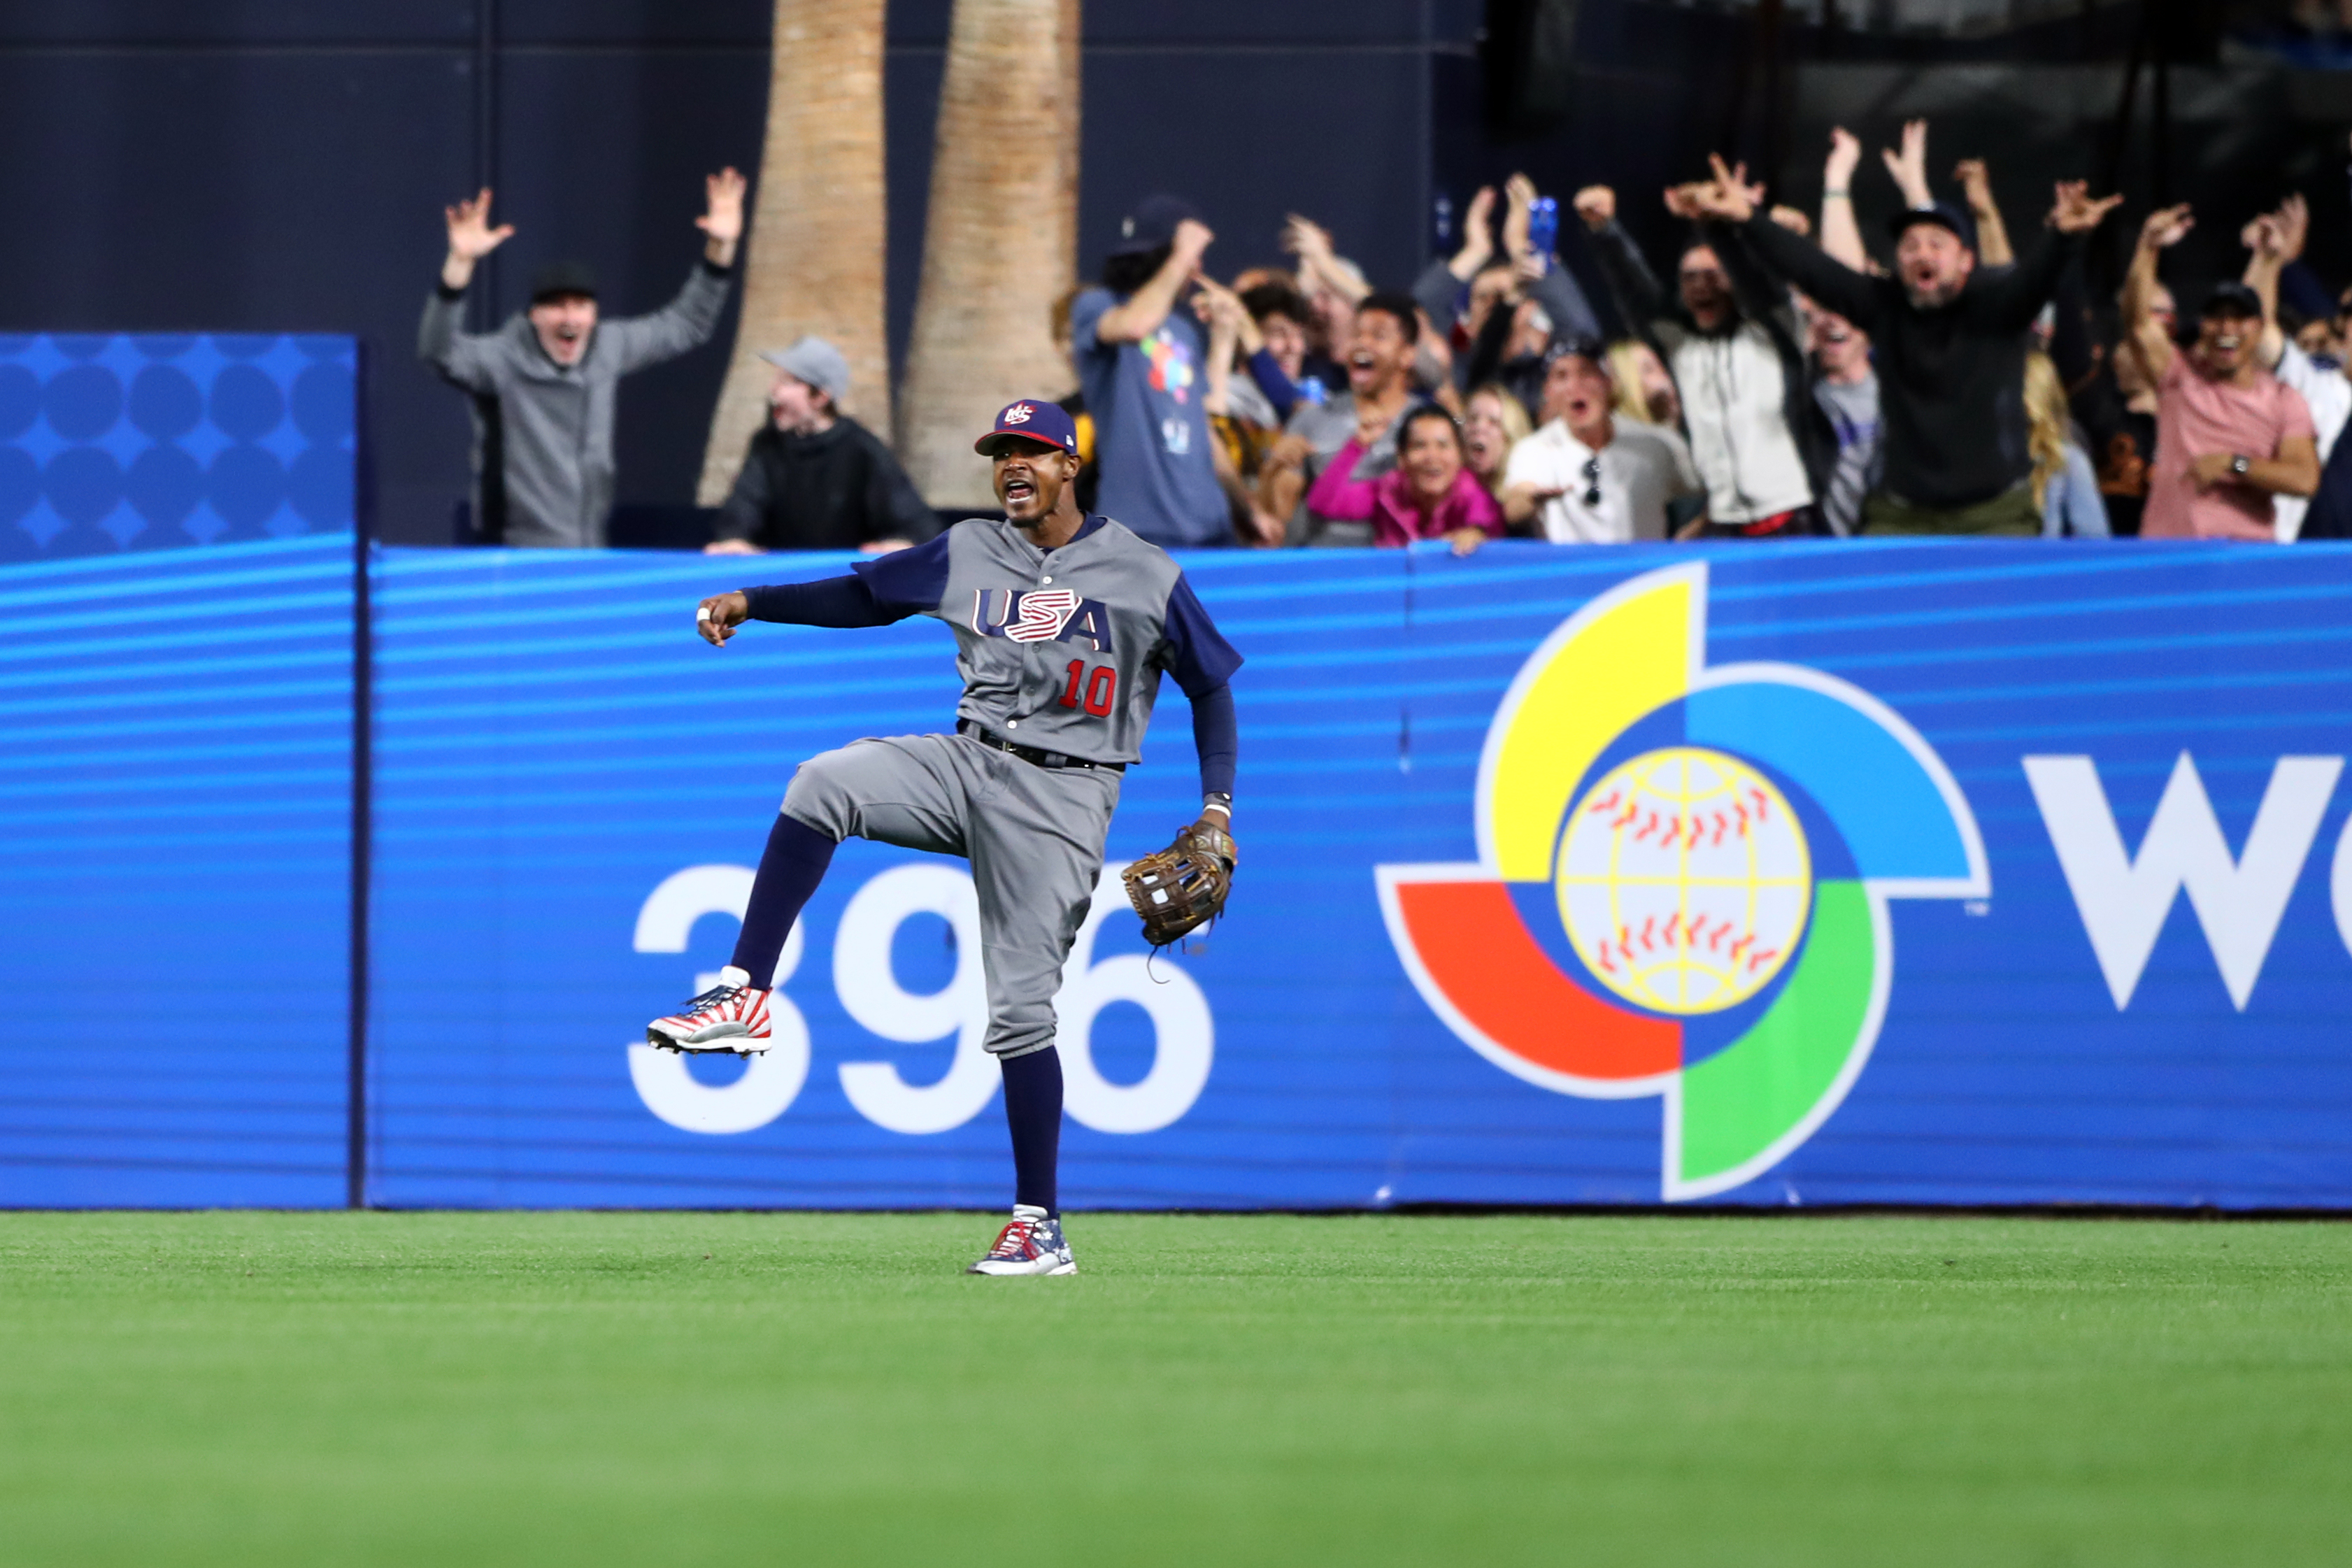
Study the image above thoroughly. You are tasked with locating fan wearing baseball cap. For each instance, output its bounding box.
[704,336,939,555]
[419,172,744,547]
[2124,204,2320,540]
[1063,194,1236,548]
[1681,152,2122,535]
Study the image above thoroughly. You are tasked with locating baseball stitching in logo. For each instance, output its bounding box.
[1560,748,1810,1013]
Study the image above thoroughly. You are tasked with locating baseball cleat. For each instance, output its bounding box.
[967,1205,1076,1276]
[646,966,772,1054]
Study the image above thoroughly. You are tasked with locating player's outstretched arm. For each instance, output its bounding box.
[694,541,950,646]
[692,578,898,643]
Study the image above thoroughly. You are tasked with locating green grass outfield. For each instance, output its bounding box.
[2,1211,2349,1566]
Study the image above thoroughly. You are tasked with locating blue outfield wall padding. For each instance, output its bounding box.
[1684,679,1976,884]
[0,535,354,1206]
[11,535,2352,1209]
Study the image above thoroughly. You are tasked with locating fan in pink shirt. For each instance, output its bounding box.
[2122,206,2320,541]
[1305,406,1506,553]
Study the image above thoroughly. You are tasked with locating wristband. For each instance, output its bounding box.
[1824,188,1851,199]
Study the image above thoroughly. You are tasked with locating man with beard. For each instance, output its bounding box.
[1685,154,2120,535]
[2124,206,2318,541]
[660,399,1241,1276]
[419,173,742,547]
[1574,182,1827,539]
[1254,292,1427,546]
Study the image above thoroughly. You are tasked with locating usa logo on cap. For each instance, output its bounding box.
[975,399,1080,456]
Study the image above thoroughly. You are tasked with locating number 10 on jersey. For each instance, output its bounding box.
[1059,660,1117,717]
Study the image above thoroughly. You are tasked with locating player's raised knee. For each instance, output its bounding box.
[780,748,862,839]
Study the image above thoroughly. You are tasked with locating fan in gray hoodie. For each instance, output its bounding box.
[418,171,743,547]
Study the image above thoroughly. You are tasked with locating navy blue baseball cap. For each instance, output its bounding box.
[1109,193,1203,257]
[1888,199,1980,255]
[2200,280,2265,320]
[974,399,1080,457]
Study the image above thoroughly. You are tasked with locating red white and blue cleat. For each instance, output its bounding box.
[646,965,772,1054]
[967,1205,1076,1276]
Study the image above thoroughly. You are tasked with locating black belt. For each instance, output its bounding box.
[958,719,1125,773]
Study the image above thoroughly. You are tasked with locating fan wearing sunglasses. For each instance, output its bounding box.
[1501,340,1704,543]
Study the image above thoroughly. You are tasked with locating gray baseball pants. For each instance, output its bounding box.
[782,732,1121,1060]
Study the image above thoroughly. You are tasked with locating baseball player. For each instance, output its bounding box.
[650,399,1241,1276]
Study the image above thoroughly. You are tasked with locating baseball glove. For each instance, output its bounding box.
[1122,820,1238,948]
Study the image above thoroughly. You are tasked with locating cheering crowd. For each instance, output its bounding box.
[421,123,2352,551]
[1053,122,2342,552]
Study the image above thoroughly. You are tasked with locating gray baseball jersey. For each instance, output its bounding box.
[846,513,1241,763]
[748,513,1241,1058]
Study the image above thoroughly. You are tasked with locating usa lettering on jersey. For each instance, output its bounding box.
[970,588,1110,652]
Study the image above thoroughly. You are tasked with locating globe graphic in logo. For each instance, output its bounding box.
[1555,746,1811,1014]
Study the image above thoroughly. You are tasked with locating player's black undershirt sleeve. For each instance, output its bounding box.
[1190,683,1237,799]
[740,575,906,627]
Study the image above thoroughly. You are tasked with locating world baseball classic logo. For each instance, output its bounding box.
[1376,563,1988,1199]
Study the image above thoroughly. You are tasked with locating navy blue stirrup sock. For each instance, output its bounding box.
[1000,1047,1063,1217]
[727,814,836,985]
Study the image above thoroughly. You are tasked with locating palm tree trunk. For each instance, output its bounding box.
[895,0,1082,509]
[697,0,891,505]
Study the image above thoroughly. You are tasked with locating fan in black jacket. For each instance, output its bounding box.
[708,336,939,554]
[1686,155,2120,534]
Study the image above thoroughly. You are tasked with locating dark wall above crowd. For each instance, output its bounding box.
[3,0,2344,545]
[0,1,1483,545]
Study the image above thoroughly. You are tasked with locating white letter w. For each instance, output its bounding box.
[2023,753,2341,1011]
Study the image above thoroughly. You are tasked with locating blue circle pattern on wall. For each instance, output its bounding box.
[0,335,357,560]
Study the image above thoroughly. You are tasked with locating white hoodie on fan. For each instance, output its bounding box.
[1662,325,1815,526]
